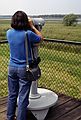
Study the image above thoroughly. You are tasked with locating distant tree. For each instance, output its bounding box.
[63,14,78,26]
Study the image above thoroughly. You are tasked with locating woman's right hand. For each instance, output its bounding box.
[28,17,43,40]
[28,17,34,29]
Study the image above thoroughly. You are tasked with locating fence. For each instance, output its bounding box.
[0,39,81,99]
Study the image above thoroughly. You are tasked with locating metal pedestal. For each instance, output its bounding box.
[28,81,58,120]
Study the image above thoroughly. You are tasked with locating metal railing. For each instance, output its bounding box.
[0,38,81,99]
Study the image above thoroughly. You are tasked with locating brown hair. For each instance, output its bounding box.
[11,11,29,30]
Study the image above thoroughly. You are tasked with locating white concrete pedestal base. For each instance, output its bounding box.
[28,88,58,120]
[31,109,49,120]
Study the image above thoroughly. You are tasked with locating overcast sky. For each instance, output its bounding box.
[0,0,81,15]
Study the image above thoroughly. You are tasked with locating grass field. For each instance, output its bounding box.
[0,19,81,41]
[42,20,81,41]
[0,19,10,40]
[0,19,81,99]
[38,42,81,99]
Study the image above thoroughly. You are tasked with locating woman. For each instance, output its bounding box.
[6,11,43,120]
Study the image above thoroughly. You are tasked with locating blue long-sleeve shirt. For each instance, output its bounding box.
[7,29,41,67]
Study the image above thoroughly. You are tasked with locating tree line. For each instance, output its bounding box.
[0,14,81,19]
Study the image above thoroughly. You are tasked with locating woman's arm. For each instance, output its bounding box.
[28,17,43,41]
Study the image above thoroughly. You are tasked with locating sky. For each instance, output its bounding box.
[0,0,81,15]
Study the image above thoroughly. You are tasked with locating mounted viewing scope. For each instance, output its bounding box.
[29,18,45,63]
[32,18,45,31]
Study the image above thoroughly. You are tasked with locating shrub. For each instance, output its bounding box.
[63,14,78,26]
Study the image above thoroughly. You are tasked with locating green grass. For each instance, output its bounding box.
[0,40,81,99]
[0,19,81,41]
[38,42,81,99]
[0,44,9,96]
[42,21,81,41]
[0,19,10,40]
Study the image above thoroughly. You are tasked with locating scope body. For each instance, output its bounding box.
[32,18,45,31]
[31,18,45,59]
